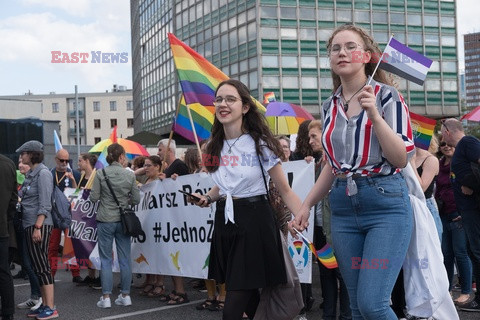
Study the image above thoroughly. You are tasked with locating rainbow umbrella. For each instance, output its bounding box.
[265,102,314,135]
[461,105,480,122]
[89,138,149,160]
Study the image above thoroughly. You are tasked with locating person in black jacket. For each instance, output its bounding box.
[0,154,17,320]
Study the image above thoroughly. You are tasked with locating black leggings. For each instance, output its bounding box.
[223,289,260,320]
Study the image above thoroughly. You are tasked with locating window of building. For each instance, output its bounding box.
[260,27,277,39]
[94,137,101,144]
[299,7,315,20]
[282,76,299,88]
[93,101,100,111]
[52,103,59,113]
[318,9,333,21]
[424,15,438,27]
[282,56,298,68]
[263,76,280,88]
[126,100,133,110]
[262,55,279,68]
[441,35,456,46]
[261,6,277,18]
[127,118,134,128]
[110,119,117,128]
[94,119,101,129]
[110,101,117,111]
[301,77,318,89]
[407,14,421,26]
[280,7,296,19]
[336,10,352,22]
[301,56,317,69]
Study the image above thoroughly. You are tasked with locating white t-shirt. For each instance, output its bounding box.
[210,134,280,224]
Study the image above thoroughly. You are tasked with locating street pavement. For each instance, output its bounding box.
[11,262,477,319]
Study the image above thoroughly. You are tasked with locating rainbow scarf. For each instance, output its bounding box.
[168,33,265,142]
[409,111,437,150]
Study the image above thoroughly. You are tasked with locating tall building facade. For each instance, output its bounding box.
[464,32,480,109]
[131,0,460,135]
[0,86,134,146]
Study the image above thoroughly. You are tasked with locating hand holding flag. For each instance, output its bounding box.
[293,228,338,269]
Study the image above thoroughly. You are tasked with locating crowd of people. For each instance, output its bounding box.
[1,23,480,320]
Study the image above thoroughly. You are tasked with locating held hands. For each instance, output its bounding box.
[357,85,381,122]
[292,204,310,232]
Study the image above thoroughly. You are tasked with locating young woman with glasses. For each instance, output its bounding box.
[295,24,415,319]
[191,79,303,320]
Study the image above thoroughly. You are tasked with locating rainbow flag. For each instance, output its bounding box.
[409,112,437,150]
[168,33,265,142]
[315,243,338,269]
[296,229,338,269]
[263,92,276,105]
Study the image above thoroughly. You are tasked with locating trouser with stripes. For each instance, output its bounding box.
[24,225,54,286]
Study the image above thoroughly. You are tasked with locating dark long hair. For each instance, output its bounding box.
[327,24,394,91]
[293,120,314,158]
[106,143,125,164]
[205,79,283,172]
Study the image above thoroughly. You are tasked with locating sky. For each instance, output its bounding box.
[0,0,478,96]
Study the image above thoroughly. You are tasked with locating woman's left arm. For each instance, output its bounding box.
[130,174,141,205]
[357,85,414,168]
[268,163,302,217]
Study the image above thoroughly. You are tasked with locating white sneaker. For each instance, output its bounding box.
[114,294,132,306]
[30,297,43,311]
[97,296,111,308]
[17,298,39,309]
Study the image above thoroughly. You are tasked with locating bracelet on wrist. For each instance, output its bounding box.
[205,195,213,204]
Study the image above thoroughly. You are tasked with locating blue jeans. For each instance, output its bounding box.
[458,207,480,301]
[330,174,413,320]
[426,197,442,243]
[97,222,132,295]
[441,214,472,294]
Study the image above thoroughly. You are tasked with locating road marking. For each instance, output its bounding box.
[94,299,203,320]
[14,280,61,287]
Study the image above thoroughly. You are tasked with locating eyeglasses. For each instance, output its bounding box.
[57,158,69,163]
[441,119,450,132]
[143,164,152,167]
[329,41,363,55]
[440,142,447,147]
[213,96,241,107]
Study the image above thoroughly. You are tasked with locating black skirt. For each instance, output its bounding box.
[208,196,287,291]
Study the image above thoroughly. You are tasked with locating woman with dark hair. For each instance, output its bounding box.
[90,143,140,308]
[296,24,415,319]
[77,153,98,189]
[291,120,318,162]
[16,140,58,319]
[435,135,472,305]
[191,79,303,320]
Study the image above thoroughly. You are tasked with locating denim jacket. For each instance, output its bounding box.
[20,164,53,229]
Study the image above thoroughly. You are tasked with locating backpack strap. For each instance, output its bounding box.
[102,169,120,208]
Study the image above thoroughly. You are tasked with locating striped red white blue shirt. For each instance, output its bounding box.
[321,78,415,176]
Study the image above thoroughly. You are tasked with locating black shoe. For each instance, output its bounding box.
[13,270,27,279]
[77,275,93,286]
[305,296,315,312]
[72,276,83,283]
[459,299,480,312]
[10,263,15,270]
[91,277,102,290]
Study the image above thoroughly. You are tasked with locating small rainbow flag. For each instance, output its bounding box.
[409,111,437,150]
[295,229,338,269]
[263,92,276,105]
[168,33,265,142]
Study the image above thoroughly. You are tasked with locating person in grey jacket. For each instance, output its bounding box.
[16,140,58,319]
[90,143,140,309]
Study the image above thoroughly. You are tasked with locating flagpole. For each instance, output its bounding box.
[162,95,183,173]
[367,34,394,86]
[185,105,203,164]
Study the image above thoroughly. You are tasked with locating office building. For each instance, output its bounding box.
[464,32,480,109]
[0,85,134,146]
[131,0,460,135]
